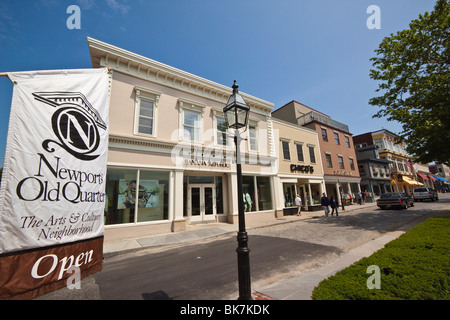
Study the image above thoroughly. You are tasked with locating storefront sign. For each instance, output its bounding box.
[0,69,110,299]
[290,164,314,174]
[184,158,230,168]
[334,170,353,176]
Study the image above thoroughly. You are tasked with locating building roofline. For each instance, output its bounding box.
[87,37,274,113]
[271,117,318,135]
[274,100,330,118]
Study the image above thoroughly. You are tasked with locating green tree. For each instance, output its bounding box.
[369,0,450,166]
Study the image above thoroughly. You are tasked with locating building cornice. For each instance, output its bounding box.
[87,37,274,116]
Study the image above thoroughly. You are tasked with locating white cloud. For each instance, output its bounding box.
[105,0,130,14]
[77,0,95,10]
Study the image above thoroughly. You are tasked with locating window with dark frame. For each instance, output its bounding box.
[282,140,291,160]
[296,143,304,162]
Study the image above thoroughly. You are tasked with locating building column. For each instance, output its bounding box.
[335,182,342,205]
[171,169,186,232]
[272,175,284,218]
[307,183,313,209]
[320,180,326,196]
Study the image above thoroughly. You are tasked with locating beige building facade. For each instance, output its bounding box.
[272,119,325,214]
[88,38,279,242]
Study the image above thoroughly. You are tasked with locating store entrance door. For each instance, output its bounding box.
[298,185,308,210]
[188,184,216,222]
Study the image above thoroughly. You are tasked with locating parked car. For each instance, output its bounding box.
[412,187,439,202]
[376,192,414,210]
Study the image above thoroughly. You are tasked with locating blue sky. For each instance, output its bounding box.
[0,0,437,166]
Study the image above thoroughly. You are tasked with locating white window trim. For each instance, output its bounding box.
[294,141,305,163]
[281,138,291,161]
[334,131,340,145]
[307,144,316,164]
[325,152,333,167]
[134,86,161,138]
[248,121,259,153]
[344,135,351,148]
[213,110,232,147]
[178,98,205,143]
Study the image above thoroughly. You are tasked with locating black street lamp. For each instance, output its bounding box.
[224,80,252,300]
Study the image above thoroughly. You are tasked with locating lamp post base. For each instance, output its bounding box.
[236,231,252,300]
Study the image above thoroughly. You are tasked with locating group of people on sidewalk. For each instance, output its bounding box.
[320,193,339,217]
[294,192,373,218]
[294,192,339,217]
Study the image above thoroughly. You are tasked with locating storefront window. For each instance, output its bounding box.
[104,168,169,225]
[216,176,224,214]
[256,176,273,210]
[105,168,138,225]
[310,184,321,205]
[283,183,296,207]
[137,171,169,222]
[243,176,256,212]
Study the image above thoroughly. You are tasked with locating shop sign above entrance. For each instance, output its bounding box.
[290,164,314,174]
[184,158,230,168]
[334,170,353,176]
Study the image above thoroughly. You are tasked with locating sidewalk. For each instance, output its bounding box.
[103,200,379,258]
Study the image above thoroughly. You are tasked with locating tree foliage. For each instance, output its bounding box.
[369,0,450,166]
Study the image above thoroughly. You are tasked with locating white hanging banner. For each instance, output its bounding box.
[0,68,110,254]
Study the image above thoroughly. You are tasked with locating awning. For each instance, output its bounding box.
[391,176,424,186]
[434,176,449,182]
[428,175,437,181]
[402,176,424,186]
[417,173,429,180]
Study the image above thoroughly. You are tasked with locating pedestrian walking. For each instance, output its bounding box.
[357,192,362,205]
[330,195,339,217]
[295,194,302,216]
[321,193,330,217]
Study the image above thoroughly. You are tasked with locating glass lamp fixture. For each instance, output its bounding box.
[223,81,250,129]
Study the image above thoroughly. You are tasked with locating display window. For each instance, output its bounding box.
[105,168,169,225]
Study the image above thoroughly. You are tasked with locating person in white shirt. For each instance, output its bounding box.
[295,194,302,216]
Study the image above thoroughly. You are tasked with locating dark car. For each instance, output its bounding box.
[376,192,414,210]
[412,187,439,202]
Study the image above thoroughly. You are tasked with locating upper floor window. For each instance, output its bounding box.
[349,157,355,170]
[138,99,154,135]
[216,117,229,146]
[183,110,201,142]
[338,156,344,169]
[248,124,258,151]
[309,145,316,163]
[178,99,205,143]
[334,132,340,145]
[345,136,351,148]
[295,143,304,162]
[325,153,332,167]
[134,87,161,137]
[282,140,291,160]
[358,164,366,175]
[321,128,328,142]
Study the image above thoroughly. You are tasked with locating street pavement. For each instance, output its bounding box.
[37,194,450,300]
